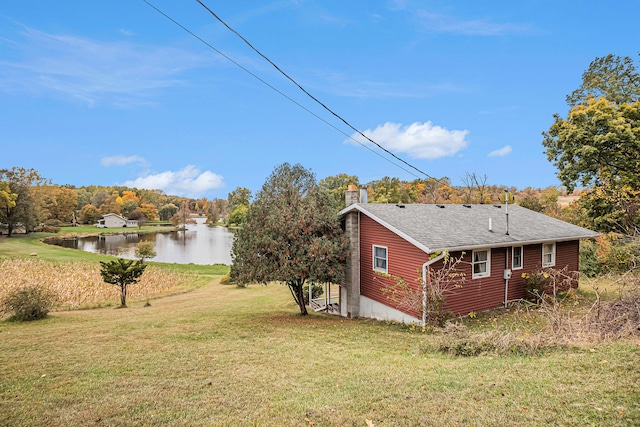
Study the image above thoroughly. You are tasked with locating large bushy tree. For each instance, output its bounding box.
[230,163,349,315]
[542,54,640,233]
[0,167,47,236]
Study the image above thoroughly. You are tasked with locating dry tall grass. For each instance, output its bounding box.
[0,258,193,310]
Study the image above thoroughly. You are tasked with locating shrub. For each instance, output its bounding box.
[422,324,563,357]
[579,239,601,277]
[44,219,62,227]
[35,225,61,233]
[219,272,232,285]
[2,285,57,321]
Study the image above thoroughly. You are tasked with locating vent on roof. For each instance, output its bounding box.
[436,204,445,208]
[396,204,405,208]
[463,204,471,208]
[493,204,502,208]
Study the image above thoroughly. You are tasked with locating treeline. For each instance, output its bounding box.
[0,167,232,236]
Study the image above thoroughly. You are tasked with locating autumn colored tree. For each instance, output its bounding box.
[0,167,47,236]
[230,163,349,315]
[138,203,159,221]
[227,187,252,210]
[99,192,121,215]
[170,203,196,229]
[318,173,360,209]
[543,54,640,234]
[78,204,101,224]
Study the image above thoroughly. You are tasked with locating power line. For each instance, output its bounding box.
[143,0,435,180]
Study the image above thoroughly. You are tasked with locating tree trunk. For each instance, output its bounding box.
[120,284,127,307]
[288,280,308,315]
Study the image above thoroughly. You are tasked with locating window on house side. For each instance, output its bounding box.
[542,243,556,267]
[373,245,388,273]
[472,249,490,279]
[512,246,523,270]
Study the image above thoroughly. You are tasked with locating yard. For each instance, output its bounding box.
[1,272,638,426]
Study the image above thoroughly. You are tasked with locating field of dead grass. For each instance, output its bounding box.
[0,258,202,310]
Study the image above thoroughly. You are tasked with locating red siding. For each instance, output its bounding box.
[360,215,428,319]
[358,213,582,317]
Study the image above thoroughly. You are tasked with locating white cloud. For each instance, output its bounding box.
[123,166,224,198]
[488,145,512,157]
[0,26,212,106]
[347,121,469,159]
[101,155,147,167]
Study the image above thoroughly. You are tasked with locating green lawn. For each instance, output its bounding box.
[1,234,638,426]
[1,282,638,426]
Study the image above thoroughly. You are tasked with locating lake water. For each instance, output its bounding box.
[54,218,234,265]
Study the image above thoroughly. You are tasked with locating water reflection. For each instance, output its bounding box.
[55,218,233,265]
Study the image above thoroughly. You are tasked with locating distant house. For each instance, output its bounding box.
[335,186,599,324]
[96,213,138,228]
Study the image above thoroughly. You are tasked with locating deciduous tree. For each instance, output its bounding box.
[230,163,349,315]
[0,167,47,236]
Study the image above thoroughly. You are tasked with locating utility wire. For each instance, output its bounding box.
[143,0,437,180]
[142,1,420,178]
[193,0,435,180]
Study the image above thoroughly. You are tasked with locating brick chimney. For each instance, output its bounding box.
[344,184,360,318]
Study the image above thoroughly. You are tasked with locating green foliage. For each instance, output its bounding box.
[302,282,323,304]
[134,241,157,262]
[0,167,47,236]
[227,187,252,210]
[521,270,551,302]
[543,98,640,192]
[158,203,179,221]
[227,204,248,226]
[230,163,349,315]
[579,240,602,278]
[566,53,640,107]
[2,285,57,321]
[99,258,147,307]
[594,233,640,274]
[317,173,360,210]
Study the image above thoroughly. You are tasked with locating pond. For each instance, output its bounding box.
[52,218,234,265]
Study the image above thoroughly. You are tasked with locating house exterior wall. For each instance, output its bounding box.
[359,215,429,320]
[358,213,582,319]
[103,215,126,228]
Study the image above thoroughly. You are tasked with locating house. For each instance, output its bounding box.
[96,213,138,228]
[336,186,599,324]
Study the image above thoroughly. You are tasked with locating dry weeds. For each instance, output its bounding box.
[0,258,193,311]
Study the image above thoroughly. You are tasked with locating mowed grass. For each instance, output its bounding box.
[1,279,639,426]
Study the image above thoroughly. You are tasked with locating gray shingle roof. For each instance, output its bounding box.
[339,203,599,253]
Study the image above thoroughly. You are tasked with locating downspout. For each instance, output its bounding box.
[504,247,509,307]
[421,252,445,328]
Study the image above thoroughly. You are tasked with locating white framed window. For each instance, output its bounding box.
[512,246,523,270]
[373,245,388,273]
[542,242,556,267]
[472,249,491,279]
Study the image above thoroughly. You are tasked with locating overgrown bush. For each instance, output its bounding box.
[1,285,57,321]
[595,233,640,274]
[422,323,564,357]
[522,267,578,303]
[35,225,61,233]
[579,239,602,277]
[44,219,62,227]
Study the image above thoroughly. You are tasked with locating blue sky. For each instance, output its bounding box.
[1,1,637,199]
